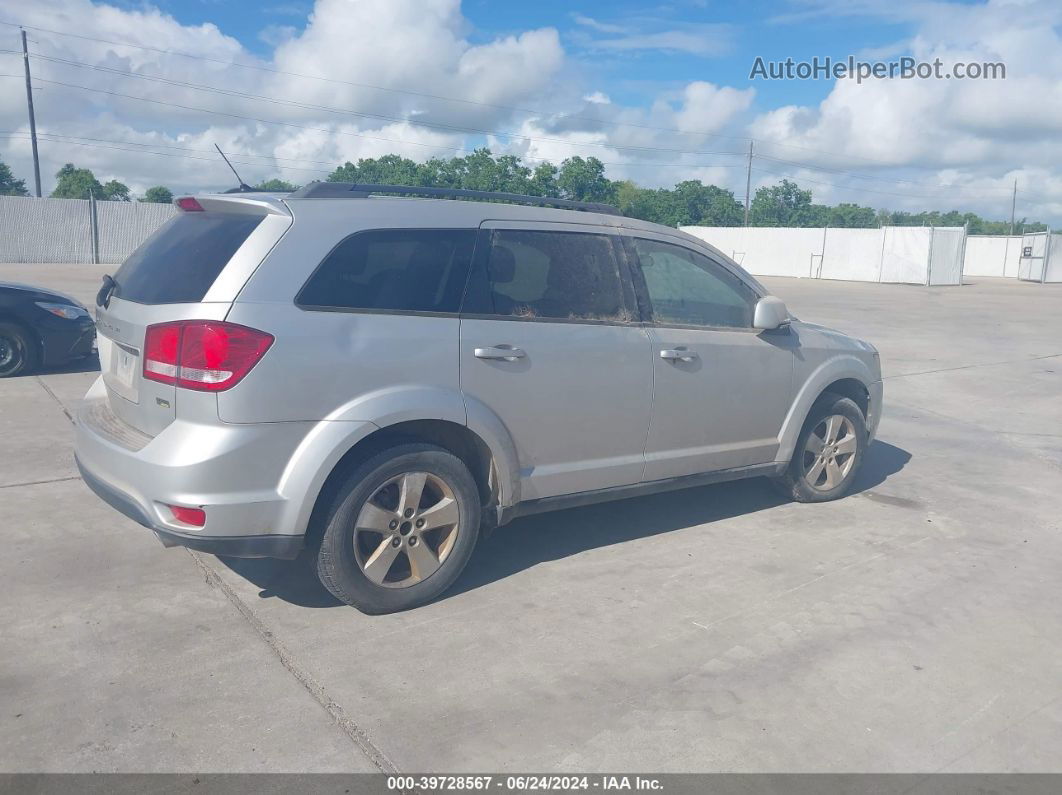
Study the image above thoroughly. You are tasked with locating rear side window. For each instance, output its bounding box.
[114,213,263,304]
[297,229,476,313]
[464,229,630,322]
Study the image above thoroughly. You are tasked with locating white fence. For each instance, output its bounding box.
[0,197,1052,284]
[963,235,1022,278]
[1016,231,1062,283]
[0,195,177,264]
[681,225,968,285]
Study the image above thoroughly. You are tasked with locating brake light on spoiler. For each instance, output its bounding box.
[143,321,273,392]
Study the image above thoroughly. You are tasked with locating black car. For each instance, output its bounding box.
[0,282,96,377]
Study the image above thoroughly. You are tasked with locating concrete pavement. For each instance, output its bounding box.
[1,263,1060,772]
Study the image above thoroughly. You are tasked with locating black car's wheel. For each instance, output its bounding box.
[316,443,481,614]
[773,392,867,503]
[0,322,38,378]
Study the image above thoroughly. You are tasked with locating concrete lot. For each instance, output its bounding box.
[1,262,1060,773]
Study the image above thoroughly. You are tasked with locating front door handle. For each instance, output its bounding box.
[474,346,526,361]
[659,348,698,362]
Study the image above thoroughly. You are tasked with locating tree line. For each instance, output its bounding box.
[0,153,1047,233]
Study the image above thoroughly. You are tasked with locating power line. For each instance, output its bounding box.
[0,129,748,174]
[0,132,333,174]
[0,76,751,173]
[0,17,992,173]
[10,48,1030,197]
[0,73,474,156]
[3,17,1040,206]
[0,19,760,145]
[1,129,355,169]
[1,129,1044,211]
[1,49,751,161]
[749,165,1018,202]
[3,127,1036,207]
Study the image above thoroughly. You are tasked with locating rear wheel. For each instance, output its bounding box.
[0,322,37,378]
[316,443,481,614]
[773,392,867,503]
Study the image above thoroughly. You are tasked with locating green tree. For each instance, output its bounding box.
[433,149,534,193]
[825,202,877,228]
[50,163,103,199]
[320,153,1047,234]
[668,180,744,226]
[141,186,174,204]
[0,159,28,196]
[749,179,814,226]
[254,178,298,191]
[101,179,130,201]
[528,162,560,197]
[557,156,614,203]
[328,154,426,185]
[613,180,659,222]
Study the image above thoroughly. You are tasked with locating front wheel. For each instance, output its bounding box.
[316,443,481,614]
[0,323,37,378]
[773,392,867,503]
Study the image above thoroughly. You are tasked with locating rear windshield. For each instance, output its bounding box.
[113,213,263,304]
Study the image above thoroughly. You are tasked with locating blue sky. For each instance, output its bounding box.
[2,0,1059,223]
[159,0,917,111]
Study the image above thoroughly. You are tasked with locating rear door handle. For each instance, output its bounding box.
[659,348,698,362]
[474,346,526,361]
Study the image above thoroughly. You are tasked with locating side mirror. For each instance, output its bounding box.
[753,296,790,330]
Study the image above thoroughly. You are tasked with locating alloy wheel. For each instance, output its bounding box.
[0,334,21,375]
[802,414,858,491]
[352,471,460,588]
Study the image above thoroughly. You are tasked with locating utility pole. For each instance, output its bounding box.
[1009,179,1017,236]
[743,139,751,225]
[21,29,42,197]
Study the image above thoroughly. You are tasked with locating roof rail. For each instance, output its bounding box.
[288,182,621,216]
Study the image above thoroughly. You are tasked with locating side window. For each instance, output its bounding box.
[296,229,476,313]
[632,238,756,328]
[465,229,630,322]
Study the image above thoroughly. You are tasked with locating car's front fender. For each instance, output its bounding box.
[776,353,881,465]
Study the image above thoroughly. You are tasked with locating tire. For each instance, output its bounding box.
[773,392,867,503]
[0,322,38,378]
[316,443,481,614]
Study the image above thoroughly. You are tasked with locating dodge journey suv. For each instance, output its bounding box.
[75,183,882,613]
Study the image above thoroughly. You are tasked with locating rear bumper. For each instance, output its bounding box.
[72,383,324,559]
[76,456,302,559]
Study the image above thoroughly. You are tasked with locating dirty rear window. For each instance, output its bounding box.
[113,213,263,304]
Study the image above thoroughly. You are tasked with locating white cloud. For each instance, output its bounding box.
[571,14,735,57]
[0,0,565,194]
[258,24,298,48]
[0,0,1059,224]
[748,0,1062,220]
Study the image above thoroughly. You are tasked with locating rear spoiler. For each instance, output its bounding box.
[173,194,292,217]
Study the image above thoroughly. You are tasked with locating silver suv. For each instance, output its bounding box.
[75,184,882,613]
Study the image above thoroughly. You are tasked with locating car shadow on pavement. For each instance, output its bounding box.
[20,354,101,377]
[217,439,911,610]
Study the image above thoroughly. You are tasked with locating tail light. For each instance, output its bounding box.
[175,197,204,212]
[143,321,273,391]
[167,504,206,527]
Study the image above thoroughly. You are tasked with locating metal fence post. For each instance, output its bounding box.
[959,221,968,286]
[89,192,100,265]
[926,226,935,286]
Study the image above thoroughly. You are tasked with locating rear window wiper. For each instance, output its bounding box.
[96,274,119,308]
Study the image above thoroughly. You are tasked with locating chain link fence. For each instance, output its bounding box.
[0,195,177,264]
